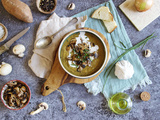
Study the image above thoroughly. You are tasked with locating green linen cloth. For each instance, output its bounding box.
[73,0,152,99]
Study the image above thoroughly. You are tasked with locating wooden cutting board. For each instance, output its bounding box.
[41,28,110,96]
[119,0,160,31]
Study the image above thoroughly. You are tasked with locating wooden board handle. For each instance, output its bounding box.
[41,53,67,96]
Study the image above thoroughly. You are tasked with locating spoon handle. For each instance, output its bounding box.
[51,17,78,39]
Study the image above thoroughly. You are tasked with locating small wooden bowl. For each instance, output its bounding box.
[36,0,57,14]
[0,23,8,42]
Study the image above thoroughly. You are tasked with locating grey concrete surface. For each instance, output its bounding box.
[0,0,160,120]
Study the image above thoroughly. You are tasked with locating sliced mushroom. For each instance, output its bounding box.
[93,52,98,58]
[17,83,22,88]
[81,62,87,68]
[8,94,16,107]
[76,61,82,65]
[20,86,26,92]
[21,98,28,104]
[87,58,91,66]
[77,66,83,72]
[9,101,15,107]
[23,92,28,99]
[4,88,12,95]
[8,81,17,87]
[67,57,72,60]
[3,95,8,101]
[16,99,21,107]
[75,46,80,53]
[70,39,77,44]
[66,45,71,51]
[72,54,79,61]
[80,49,84,54]
[90,42,95,47]
[13,87,20,94]
[17,90,24,99]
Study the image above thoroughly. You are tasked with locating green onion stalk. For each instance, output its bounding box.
[102,33,157,92]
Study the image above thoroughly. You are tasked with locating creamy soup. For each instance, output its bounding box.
[60,31,105,76]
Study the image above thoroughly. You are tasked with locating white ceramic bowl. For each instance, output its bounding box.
[58,28,108,79]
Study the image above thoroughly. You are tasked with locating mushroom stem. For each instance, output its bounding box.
[30,107,44,115]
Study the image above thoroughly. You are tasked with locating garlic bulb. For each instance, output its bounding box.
[13,44,25,57]
[115,60,134,80]
[0,62,12,76]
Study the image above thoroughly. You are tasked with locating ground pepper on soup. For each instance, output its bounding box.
[60,32,105,76]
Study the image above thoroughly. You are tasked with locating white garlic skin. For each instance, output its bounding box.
[0,62,12,76]
[13,44,25,57]
[115,60,134,80]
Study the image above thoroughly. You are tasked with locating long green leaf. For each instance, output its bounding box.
[102,33,156,92]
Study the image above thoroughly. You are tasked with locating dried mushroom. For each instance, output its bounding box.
[3,81,29,108]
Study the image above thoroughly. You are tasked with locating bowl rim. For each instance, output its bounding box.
[0,23,8,42]
[58,28,108,79]
[1,80,31,110]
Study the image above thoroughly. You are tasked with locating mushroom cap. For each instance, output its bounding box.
[39,102,48,110]
[13,44,25,55]
[77,101,86,110]
[0,62,12,76]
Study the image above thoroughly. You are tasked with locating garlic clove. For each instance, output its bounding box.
[144,49,151,57]
[0,62,12,76]
[67,3,75,10]
[77,101,86,111]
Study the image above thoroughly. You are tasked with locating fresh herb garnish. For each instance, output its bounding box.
[71,64,78,67]
[83,49,89,52]
[73,49,76,52]
[102,33,156,92]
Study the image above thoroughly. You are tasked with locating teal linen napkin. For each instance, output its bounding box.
[73,0,152,99]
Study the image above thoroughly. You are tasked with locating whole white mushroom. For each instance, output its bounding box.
[0,62,12,76]
[13,44,25,57]
[115,60,134,80]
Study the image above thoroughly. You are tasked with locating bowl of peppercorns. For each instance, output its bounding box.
[36,0,57,14]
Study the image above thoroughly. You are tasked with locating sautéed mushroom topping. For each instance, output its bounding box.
[66,32,99,72]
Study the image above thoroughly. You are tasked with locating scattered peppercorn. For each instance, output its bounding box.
[40,0,55,12]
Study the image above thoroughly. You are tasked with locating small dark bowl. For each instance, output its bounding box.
[1,80,31,110]
[36,0,57,14]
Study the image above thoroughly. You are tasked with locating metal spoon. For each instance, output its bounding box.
[35,17,78,49]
